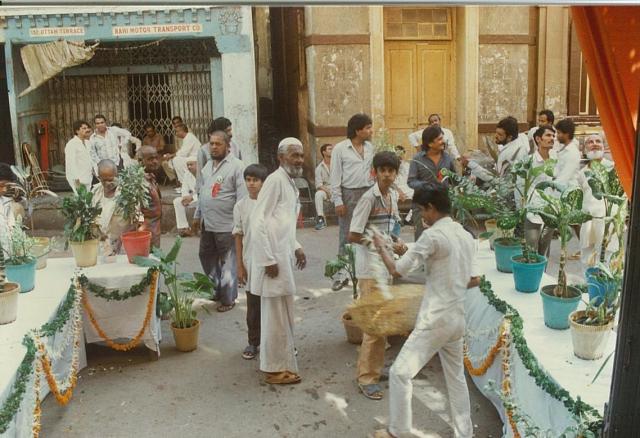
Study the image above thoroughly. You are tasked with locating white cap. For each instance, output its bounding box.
[277,137,303,154]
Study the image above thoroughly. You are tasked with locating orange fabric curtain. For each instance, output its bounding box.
[571,6,640,197]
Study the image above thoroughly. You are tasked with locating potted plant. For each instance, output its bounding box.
[2,216,37,293]
[533,184,592,329]
[508,157,556,292]
[325,244,362,344]
[116,164,152,263]
[583,161,628,305]
[0,241,21,324]
[569,263,620,360]
[135,237,213,352]
[61,185,102,267]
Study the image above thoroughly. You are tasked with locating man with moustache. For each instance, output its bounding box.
[196,130,247,312]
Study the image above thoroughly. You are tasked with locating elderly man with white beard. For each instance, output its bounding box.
[578,133,619,266]
[251,137,307,385]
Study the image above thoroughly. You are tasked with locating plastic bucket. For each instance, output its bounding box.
[32,237,51,270]
[121,231,152,264]
[540,285,581,330]
[6,258,38,293]
[511,255,547,293]
[70,239,99,268]
[494,239,522,273]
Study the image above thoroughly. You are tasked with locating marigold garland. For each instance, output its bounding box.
[33,278,84,406]
[32,359,42,438]
[82,270,158,351]
[463,324,504,376]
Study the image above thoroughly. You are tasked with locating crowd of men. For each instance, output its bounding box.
[17,107,610,438]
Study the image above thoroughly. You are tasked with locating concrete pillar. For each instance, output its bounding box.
[369,6,385,130]
[455,6,479,152]
[536,6,570,117]
[304,6,372,167]
[220,6,258,164]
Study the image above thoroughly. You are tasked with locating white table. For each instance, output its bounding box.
[465,240,614,436]
[0,255,161,438]
[0,257,87,438]
[81,255,161,355]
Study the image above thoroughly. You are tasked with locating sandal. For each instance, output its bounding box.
[242,345,258,360]
[358,383,384,400]
[369,429,396,438]
[217,302,235,312]
[265,371,301,385]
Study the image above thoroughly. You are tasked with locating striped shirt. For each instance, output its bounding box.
[350,183,400,279]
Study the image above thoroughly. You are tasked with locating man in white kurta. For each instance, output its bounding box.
[251,137,307,385]
[578,133,619,266]
[372,184,476,438]
[173,158,199,236]
[65,120,94,193]
[163,124,201,184]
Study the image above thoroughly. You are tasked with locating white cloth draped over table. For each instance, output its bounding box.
[0,258,88,438]
[81,256,161,353]
[465,240,614,436]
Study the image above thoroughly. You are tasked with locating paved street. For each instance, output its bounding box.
[41,224,504,437]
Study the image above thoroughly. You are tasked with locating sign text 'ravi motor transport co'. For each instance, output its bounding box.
[112,24,204,36]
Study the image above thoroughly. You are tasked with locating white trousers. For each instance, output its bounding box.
[314,190,328,217]
[389,313,472,438]
[260,295,298,373]
[173,196,197,229]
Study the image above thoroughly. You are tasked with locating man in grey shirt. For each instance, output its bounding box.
[196,130,247,312]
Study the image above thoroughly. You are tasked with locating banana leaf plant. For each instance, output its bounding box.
[134,237,213,328]
[9,165,58,231]
[532,184,592,298]
[584,160,628,269]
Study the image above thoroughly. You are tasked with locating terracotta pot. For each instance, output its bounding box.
[171,319,200,352]
[32,237,50,270]
[569,310,614,360]
[121,231,152,264]
[70,239,99,268]
[0,282,20,325]
[342,311,363,345]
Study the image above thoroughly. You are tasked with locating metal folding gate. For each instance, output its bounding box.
[47,71,212,166]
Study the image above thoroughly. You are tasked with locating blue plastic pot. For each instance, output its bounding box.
[585,267,617,306]
[540,285,581,330]
[6,258,37,293]
[511,254,547,293]
[493,239,522,273]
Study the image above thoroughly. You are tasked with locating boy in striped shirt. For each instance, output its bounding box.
[349,151,406,400]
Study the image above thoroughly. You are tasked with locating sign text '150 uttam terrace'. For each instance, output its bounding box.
[112,24,203,36]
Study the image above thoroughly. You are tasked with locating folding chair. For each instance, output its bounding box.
[293,176,316,226]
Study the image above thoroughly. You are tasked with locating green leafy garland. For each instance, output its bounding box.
[479,277,603,432]
[0,282,77,433]
[79,267,158,301]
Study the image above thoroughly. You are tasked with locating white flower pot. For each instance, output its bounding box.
[569,310,614,360]
[0,282,21,325]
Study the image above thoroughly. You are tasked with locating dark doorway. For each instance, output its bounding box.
[263,6,305,171]
[0,47,16,164]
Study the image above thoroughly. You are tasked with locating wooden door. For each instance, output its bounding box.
[384,41,451,152]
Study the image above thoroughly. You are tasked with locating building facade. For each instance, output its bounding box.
[253,5,599,174]
[0,6,258,167]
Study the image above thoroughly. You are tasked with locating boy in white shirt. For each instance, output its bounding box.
[233,163,269,360]
[173,157,199,237]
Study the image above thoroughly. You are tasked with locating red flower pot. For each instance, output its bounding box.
[121,231,152,263]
